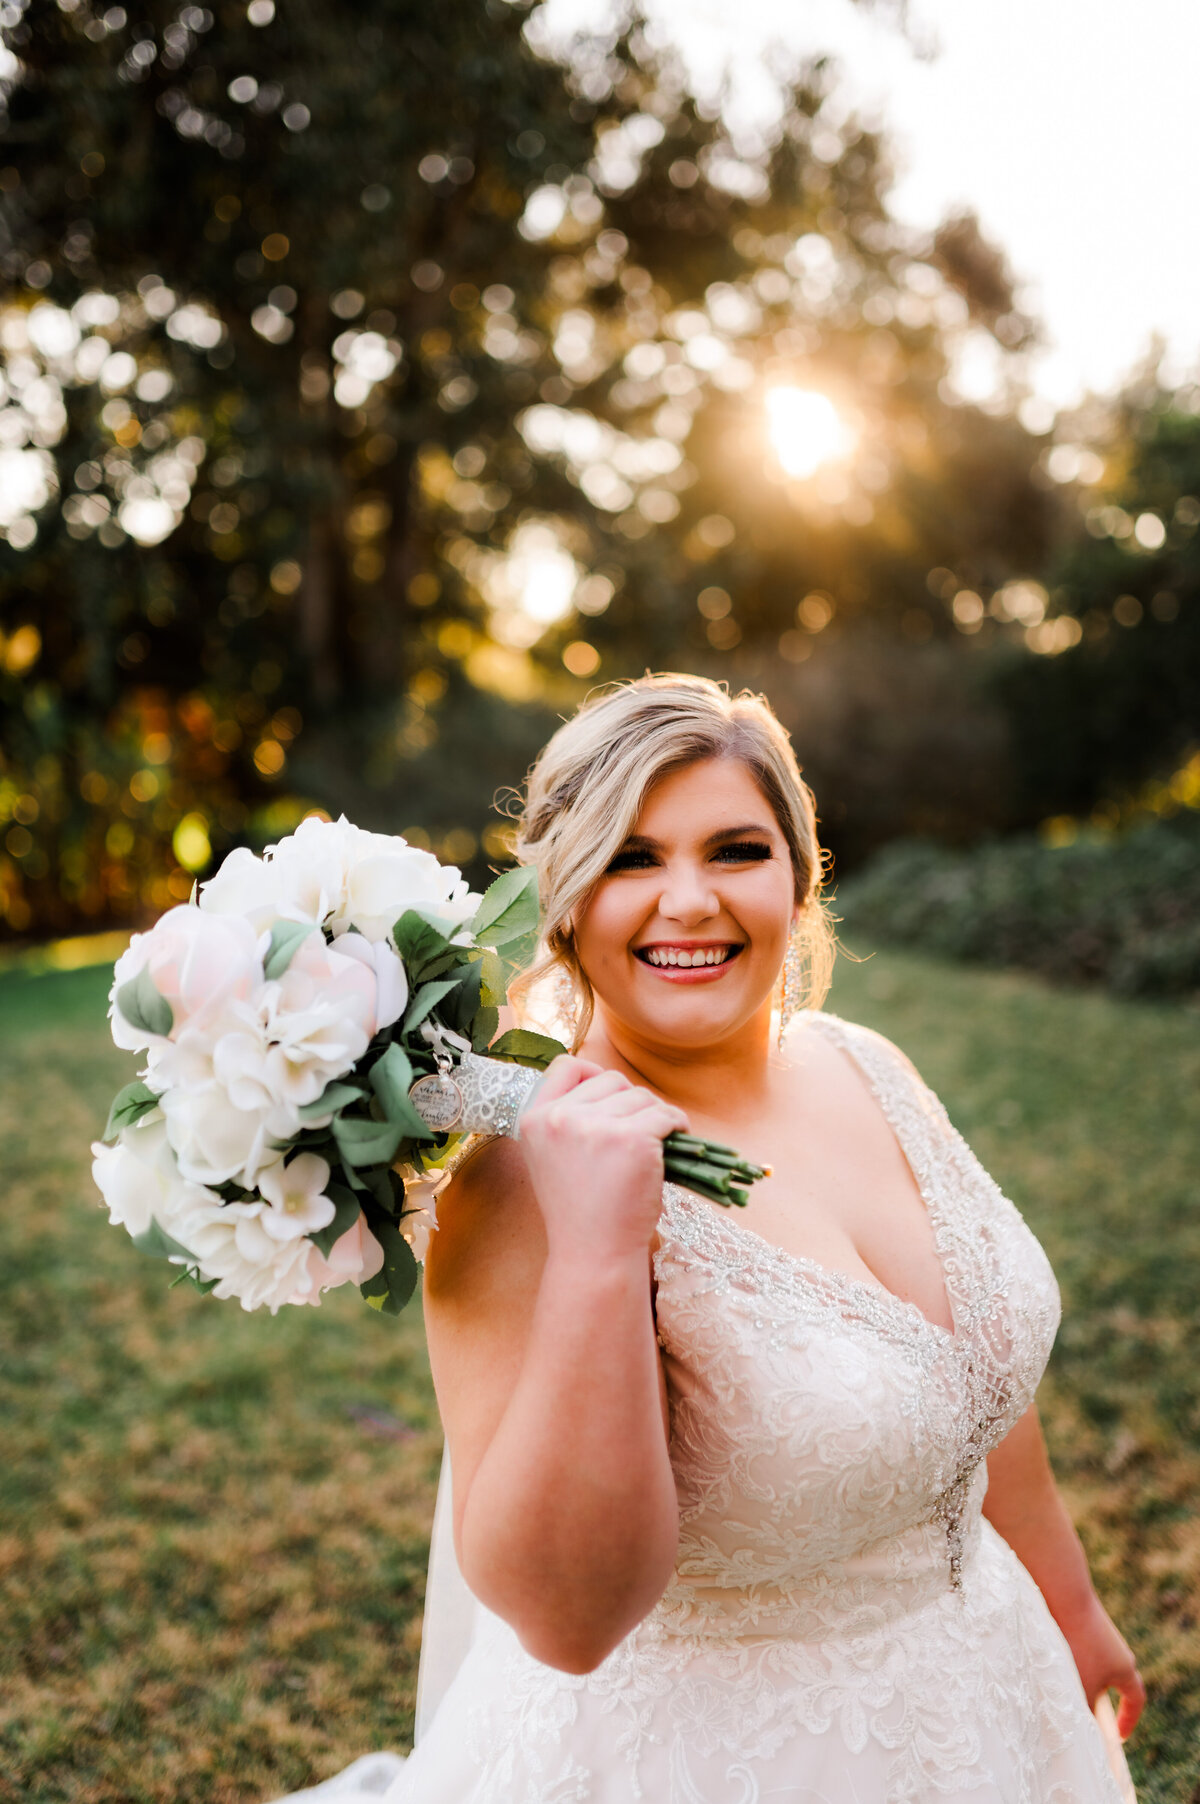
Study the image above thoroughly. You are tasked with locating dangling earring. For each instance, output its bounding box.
[553,961,579,1041]
[777,923,804,1051]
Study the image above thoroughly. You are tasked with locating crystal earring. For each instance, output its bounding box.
[553,961,578,1041]
[777,924,804,1051]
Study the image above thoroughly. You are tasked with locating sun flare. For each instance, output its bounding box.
[765,386,854,479]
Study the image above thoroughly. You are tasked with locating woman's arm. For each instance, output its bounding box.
[982,1402,1145,1737]
[423,1060,683,1675]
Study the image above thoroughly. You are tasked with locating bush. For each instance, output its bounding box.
[837,814,1200,1000]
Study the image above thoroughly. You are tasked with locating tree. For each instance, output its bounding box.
[0,0,1050,937]
[988,375,1200,826]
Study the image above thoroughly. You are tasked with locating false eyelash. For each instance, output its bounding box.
[605,841,773,874]
[713,841,772,862]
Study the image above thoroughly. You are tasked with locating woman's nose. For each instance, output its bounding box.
[657,861,719,923]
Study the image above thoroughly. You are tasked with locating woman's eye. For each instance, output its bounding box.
[605,848,658,872]
[712,841,772,864]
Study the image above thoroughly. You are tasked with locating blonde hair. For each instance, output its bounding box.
[509,674,835,1048]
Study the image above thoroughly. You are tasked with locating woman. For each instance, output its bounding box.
[284,674,1142,1803]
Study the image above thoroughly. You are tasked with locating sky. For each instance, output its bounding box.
[541,0,1200,410]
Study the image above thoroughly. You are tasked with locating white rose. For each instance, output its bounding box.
[195,843,283,930]
[330,931,408,1030]
[91,1114,220,1262]
[173,1193,317,1314]
[337,840,479,943]
[110,905,262,1051]
[299,1214,386,1303]
[160,1080,275,1189]
[255,814,481,945]
[90,1113,174,1239]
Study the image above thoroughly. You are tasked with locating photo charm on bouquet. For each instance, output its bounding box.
[90,814,768,1318]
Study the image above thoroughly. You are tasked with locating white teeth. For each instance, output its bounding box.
[644,946,733,968]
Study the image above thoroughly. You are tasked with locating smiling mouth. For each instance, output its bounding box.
[634,944,743,969]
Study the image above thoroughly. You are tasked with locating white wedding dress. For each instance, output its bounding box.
[272,1012,1134,1803]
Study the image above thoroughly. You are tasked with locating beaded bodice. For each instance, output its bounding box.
[646,1010,1062,1639]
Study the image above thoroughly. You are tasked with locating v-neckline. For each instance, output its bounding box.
[663,1011,962,1347]
[664,1184,959,1347]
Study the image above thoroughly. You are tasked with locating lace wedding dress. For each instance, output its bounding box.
[272,1012,1134,1803]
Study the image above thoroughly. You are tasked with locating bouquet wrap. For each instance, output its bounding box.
[408,1050,544,1140]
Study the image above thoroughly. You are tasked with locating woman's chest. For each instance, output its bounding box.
[653,1176,1061,1541]
[680,1027,958,1337]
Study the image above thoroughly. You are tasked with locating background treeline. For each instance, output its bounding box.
[1,0,1197,997]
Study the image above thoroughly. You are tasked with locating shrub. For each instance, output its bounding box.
[837,814,1200,1000]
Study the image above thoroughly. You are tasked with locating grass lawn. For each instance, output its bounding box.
[1,946,1197,1802]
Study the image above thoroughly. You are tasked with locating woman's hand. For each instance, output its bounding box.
[518,1056,690,1268]
[1056,1590,1146,1739]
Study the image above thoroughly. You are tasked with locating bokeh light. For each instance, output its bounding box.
[765,387,854,479]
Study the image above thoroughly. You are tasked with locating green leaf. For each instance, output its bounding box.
[402,976,461,1035]
[332,1114,406,1168]
[131,1218,199,1263]
[442,957,483,1036]
[297,1080,367,1122]
[469,864,540,948]
[391,910,461,981]
[169,1266,221,1295]
[358,1214,420,1317]
[471,1003,500,1054]
[368,1043,434,1139]
[115,965,174,1039]
[487,1028,567,1069]
[309,1182,361,1258]
[479,948,507,1009]
[103,1079,160,1141]
[263,919,317,980]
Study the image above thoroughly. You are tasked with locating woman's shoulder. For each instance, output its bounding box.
[790,1008,934,1099]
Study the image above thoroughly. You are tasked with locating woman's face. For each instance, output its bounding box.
[573,756,798,1052]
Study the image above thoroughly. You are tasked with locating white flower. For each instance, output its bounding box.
[399,1164,449,1263]
[301,1213,386,1301]
[198,814,480,947]
[172,1192,317,1313]
[91,1113,174,1239]
[192,844,282,931]
[109,905,262,1051]
[90,1113,219,1257]
[159,1080,277,1190]
[333,931,408,1029]
[155,932,385,1189]
[257,1153,336,1241]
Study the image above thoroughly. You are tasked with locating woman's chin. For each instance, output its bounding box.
[612,982,768,1048]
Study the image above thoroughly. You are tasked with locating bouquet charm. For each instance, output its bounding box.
[91,816,768,1321]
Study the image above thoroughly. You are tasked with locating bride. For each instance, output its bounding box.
[276,674,1143,1803]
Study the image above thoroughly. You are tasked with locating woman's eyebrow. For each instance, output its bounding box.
[616,823,775,853]
[705,823,776,844]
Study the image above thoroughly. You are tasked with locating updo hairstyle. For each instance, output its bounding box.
[508,674,834,1048]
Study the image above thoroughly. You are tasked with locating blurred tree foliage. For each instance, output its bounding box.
[988,386,1200,827]
[0,0,1058,939]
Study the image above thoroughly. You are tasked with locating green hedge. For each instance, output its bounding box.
[836,814,1200,1000]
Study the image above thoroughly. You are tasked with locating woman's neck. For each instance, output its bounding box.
[583,1002,782,1129]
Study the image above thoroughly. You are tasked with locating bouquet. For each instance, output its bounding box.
[91,816,768,1317]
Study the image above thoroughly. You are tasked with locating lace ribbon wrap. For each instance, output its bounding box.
[409,1050,546,1141]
